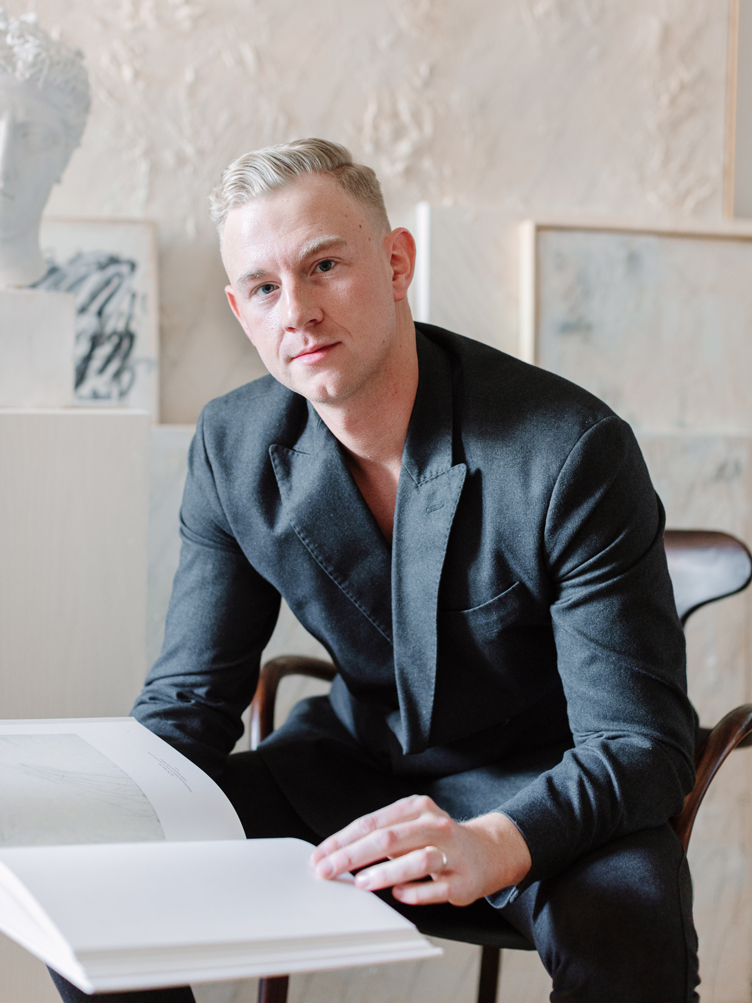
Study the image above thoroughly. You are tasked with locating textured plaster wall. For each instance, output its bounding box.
[14,0,730,422]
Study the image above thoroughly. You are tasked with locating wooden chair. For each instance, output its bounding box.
[251,529,752,1003]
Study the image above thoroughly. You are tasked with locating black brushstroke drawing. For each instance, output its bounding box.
[33,250,140,402]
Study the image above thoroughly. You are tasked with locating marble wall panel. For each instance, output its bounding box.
[638,436,752,716]
[532,227,752,435]
[639,434,752,1003]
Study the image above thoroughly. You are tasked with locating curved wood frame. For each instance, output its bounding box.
[663,529,752,625]
[672,703,752,850]
[249,656,336,751]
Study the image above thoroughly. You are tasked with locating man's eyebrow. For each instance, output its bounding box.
[235,237,347,288]
[297,235,347,261]
[236,267,269,286]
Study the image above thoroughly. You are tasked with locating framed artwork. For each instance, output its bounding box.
[519,220,752,434]
[36,218,159,418]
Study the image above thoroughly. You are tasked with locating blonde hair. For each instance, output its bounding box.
[209,138,390,236]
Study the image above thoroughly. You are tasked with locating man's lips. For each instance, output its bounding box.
[291,343,339,365]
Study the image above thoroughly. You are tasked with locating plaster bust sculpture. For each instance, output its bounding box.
[0,10,89,288]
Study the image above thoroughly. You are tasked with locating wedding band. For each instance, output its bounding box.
[427,845,448,870]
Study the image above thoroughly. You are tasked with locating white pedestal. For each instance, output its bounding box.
[0,409,150,718]
[0,288,76,407]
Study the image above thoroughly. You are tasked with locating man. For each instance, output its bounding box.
[51,139,699,1003]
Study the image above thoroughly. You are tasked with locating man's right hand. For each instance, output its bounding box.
[311,794,532,906]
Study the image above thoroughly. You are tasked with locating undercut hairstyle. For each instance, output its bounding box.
[209,138,391,238]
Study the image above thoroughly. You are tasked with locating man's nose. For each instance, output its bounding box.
[280,280,323,330]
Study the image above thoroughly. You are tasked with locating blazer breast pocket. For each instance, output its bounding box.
[434,580,559,743]
[443,581,524,639]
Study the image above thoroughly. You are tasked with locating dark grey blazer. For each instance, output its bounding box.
[133,324,696,899]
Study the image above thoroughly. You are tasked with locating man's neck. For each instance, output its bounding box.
[312,324,419,542]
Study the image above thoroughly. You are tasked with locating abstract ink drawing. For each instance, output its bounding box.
[38,218,160,417]
[34,250,139,402]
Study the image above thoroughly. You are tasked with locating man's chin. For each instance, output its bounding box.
[301,388,349,407]
[291,377,358,408]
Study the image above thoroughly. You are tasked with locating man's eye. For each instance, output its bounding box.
[256,283,276,296]
[316,259,336,273]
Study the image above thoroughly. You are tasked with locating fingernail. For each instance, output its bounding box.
[354,872,372,889]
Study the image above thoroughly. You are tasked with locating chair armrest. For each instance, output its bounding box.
[671,704,752,851]
[250,655,337,750]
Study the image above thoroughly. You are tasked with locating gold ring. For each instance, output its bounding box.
[426,845,448,870]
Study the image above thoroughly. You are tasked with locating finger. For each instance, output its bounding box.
[354,845,448,891]
[316,815,451,878]
[392,878,453,906]
[315,818,428,877]
[311,795,439,864]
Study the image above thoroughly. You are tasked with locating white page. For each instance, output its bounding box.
[0,718,244,844]
[0,839,420,952]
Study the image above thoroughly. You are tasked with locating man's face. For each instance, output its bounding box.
[0,78,73,239]
[223,173,414,406]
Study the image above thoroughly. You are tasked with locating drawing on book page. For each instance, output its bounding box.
[0,734,165,847]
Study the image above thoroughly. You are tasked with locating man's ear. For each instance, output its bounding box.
[225,285,254,344]
[388,228,416,303]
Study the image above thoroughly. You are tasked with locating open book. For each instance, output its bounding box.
[0,717,440,993]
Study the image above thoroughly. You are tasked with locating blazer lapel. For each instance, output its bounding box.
[391,333,467,754]
[270,405,393,643]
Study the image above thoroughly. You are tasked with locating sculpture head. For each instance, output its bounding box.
[0,10,89,285]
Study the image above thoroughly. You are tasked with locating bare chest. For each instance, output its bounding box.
[347,462,399,545]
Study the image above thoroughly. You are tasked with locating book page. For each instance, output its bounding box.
[0,718,244,846]
[0,838,425,949]
[0,838,440,991]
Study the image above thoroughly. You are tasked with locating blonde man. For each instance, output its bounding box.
[53,140,698,1003]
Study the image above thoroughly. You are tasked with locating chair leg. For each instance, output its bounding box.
[477,945,501,1003]
[258,975,289,1003]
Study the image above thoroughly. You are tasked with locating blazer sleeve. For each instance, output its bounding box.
[490,415,697,905]
[131,409,281,779]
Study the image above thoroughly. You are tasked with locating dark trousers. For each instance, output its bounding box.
[50,750,699,1003]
